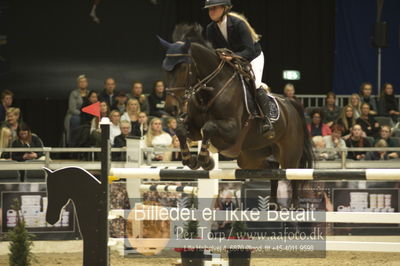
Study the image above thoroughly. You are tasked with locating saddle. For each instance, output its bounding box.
[215,48,279,122]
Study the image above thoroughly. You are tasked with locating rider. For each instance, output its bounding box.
[204,0,274,138]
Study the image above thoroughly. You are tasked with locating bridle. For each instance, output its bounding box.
[165,52,228,116]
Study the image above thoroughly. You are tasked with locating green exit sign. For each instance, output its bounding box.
[283,70,301,80]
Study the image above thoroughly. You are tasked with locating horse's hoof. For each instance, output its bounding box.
[188,155,200,170]
[201,157,215,171]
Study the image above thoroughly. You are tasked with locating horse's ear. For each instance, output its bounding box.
[157,35,172,50]
[182,40,191,53]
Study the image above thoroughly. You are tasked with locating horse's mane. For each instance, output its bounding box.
[172,23,212,49]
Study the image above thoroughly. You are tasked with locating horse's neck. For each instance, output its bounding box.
[191,44,230,79]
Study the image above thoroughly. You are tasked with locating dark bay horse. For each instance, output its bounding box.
[159,25,313,202]
[45,167,107,266]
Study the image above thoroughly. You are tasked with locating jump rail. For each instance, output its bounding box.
[110,168,400,180]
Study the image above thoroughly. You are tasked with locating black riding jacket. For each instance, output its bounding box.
[206,14,262,62]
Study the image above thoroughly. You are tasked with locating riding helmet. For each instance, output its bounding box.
[203,0,232,9]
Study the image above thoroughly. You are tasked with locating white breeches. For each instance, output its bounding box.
[250,51,264,89]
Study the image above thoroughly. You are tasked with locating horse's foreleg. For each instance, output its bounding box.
[196,121,217,170]
[176,124,199,170]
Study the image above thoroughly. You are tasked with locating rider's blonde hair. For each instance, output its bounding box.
[228,12,261,43]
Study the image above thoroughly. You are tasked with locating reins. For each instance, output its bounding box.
[165,48,251,113]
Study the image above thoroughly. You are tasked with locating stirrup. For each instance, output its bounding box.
[261,118,275,139]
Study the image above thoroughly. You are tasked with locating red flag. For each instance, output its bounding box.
[82,102,100,118]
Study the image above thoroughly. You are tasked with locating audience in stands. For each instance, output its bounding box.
[312,136,329,160]
[356,103,380,138]
[132,111,149,137]
[99,77,117,108]
[80,90,99,126]
[148,80,168,118]
[112,120,132,161]
[121,98,140,131]
[323,123,347,160]
[89,101,110,147]
[109,110,121,145]
[0,89,13,122]
[166,135,182,161]
[112,91,128,114]
[128,81,149,115]
[144,117,172,161]
[65,75,89,145]
[164,117,177,136]
[283,83,301,104]
[365,139,390,161]
[337,105,356,137]
[345,124,371,160]
[349,93,361,119]
[378,82,399,122]
[322,92,341,127]
[1,108,21,140]
[375,125,399,159]
[0,127,12,159]
[11,123,44,162]
[359,82,378,115]
[307,108,332,137]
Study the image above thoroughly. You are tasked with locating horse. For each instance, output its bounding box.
[45,167,108,266]
[159,24,313,204]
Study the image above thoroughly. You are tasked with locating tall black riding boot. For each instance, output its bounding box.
[255,89,275,139]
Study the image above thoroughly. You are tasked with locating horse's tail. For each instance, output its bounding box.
[289,100,314,168]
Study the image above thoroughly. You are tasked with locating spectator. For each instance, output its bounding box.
[359,82,378,115]
[0,89,13,122]
[128,81,149,115]
[0,127,12,159]
[144,117,172,161]
[165,135,182,161]
[171,135,182,161]
[375,125,399,159]
[312,136,329,160]
[148,80,168,118]
[112,121,132,161]
[80,90,99,126]
[345,124,371,160]
[1,107,21,140]
[89,101,110,147]
[323,124,347,160]
[99,77,117,108]
[11,123,44,162]
[337,105,356,137]
[132,111,149,137]
[321,92,341,127]
[121,98,141,129]
[378,82,400,122]
[356,103,380,138]
[109,110,121,145]
[365,139,390,161]
[64,75,89,145]
[349,93,361,119]
[164,117,177,136]
[283,83,301,104]
[112,91,128,114]
[307,108,331,137]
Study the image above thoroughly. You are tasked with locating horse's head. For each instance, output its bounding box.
[44,168,71,225]
[159,37,195,117]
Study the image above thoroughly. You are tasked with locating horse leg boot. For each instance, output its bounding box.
[197,121,219,170]
[176,124,199,170]
[255,88,275,139]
